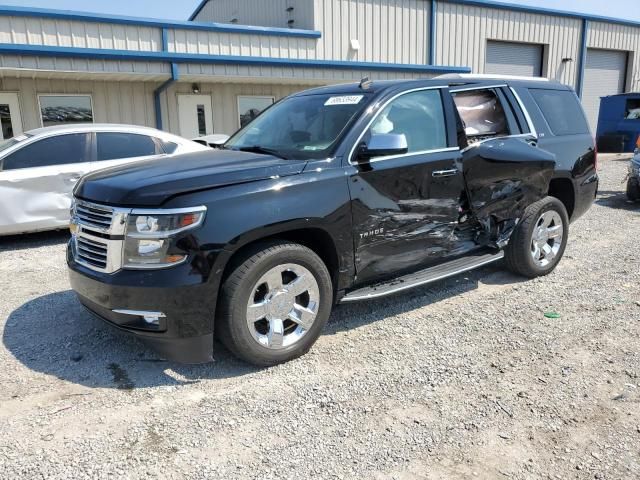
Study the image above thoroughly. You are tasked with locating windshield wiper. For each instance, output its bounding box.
[236,145,288,160]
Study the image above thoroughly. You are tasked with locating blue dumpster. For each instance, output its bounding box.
[596,93,640,153]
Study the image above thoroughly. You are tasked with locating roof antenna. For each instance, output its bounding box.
[359,76,372,90]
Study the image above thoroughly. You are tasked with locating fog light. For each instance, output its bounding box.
[142,314,162,326]
[113,309,167,327]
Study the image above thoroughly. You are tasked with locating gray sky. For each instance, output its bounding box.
[2,0,639,22]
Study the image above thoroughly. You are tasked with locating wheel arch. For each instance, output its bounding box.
[218,223,348,298]
[548,176,575,220]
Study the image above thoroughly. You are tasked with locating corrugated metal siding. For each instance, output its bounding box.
[167,29,317,59]
[312,0,429,64]
[179,62,435,83]
[436,1,581,86]
[486,40,543,76]
[0,55,170,78]
[194,0,316,30]
[582,49,628,131]
[0,16,161,51]
[587,21,640,91]
[0,77,156,131]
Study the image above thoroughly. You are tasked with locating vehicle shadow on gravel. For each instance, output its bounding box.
[4,264,517,389]
[0,230,69,252]
[3,290,259,390]
[595,190,639,211]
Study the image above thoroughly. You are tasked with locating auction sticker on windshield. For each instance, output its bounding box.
[324,95,364,106]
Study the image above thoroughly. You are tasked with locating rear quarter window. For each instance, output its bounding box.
[160,140,179,154]
[529,88,590,136]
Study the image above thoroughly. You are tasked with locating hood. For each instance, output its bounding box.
[74,149,307,206]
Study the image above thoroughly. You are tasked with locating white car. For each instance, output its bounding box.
[0,124,208,236]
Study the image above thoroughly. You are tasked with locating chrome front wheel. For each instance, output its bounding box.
[218,241,333,366]
[246,263,320,350]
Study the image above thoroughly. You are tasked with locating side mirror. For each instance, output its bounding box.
[358,133,408,161]
[191,134,230,149]
[208,134,230,148]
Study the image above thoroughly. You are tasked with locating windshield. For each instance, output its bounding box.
[225,93,372,159]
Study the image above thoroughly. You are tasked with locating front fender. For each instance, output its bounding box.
[163,165,355,293]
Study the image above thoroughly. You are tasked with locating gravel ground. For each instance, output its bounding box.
[0,155,639,480]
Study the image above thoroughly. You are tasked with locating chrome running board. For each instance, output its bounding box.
[340,250,504,303]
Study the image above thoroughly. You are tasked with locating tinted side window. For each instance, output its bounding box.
[2,134,89,170]
[529,89,590,136]
[96,133,159,161]
[367,89,447,154]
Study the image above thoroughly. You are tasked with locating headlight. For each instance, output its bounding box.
[123,207,206,269]
[69,198,79,235]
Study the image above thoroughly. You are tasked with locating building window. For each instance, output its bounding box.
[238,96,275,128]
[0,104,14,139]
[38,95,94,127]
[196,104,207,135]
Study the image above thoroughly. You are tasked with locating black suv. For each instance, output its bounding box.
[68,76,598,366]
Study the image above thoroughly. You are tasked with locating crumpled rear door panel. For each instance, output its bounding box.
[462,137,556,231]
[0,163,90,236]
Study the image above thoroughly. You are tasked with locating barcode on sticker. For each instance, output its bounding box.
[324,95,364,106]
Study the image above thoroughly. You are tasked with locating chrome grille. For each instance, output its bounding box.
[72,199,128,274]
[76,235,109,270]
[75,202,114,231]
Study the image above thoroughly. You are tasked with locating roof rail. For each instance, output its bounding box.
[436,73,551,82]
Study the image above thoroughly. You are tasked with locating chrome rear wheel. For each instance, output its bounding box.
[504,196,569,278]
[530,210,564,268]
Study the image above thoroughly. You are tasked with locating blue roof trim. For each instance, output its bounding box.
[0,43,471,74]
[189,0,209,21]
[0,5,322,38]
[443,0,640,29]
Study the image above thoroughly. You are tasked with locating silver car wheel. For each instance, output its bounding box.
[246,263,320,350]
[530,210,564,268]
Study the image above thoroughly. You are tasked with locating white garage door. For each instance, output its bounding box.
[582,48,627,132]
[485,41,543,77]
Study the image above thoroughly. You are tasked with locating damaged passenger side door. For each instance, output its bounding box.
[348,87,466,284]
[451,86,556,244]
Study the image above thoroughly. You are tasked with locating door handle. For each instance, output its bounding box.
[432,169,458,178]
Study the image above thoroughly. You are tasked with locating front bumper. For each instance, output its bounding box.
[67,243,218,363]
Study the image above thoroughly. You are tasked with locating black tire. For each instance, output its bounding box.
[504,196,569,278]
[626,178,640,202]
[217,241,333,366]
